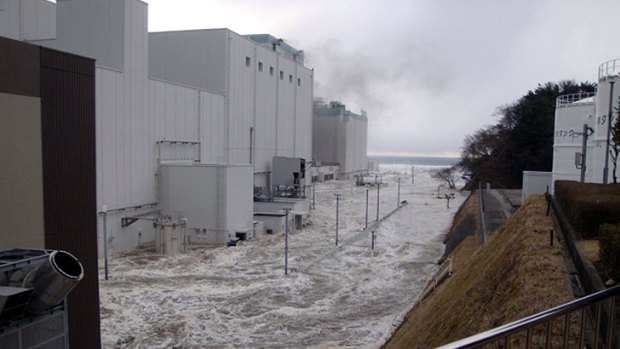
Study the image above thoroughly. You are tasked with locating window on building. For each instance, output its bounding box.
[245,56,251,67]
[280,71,284,80]
[269,66,274,76]
[258,62,263,72]
[289,74,293,83]
[297,78,301,86]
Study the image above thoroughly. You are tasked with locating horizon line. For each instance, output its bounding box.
[367,151,461,158]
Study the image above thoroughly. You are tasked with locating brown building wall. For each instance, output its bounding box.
[0,36,101,349]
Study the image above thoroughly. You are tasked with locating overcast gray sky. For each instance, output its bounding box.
[145,0,620,158]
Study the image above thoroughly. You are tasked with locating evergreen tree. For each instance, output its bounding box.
[458,80,596,189]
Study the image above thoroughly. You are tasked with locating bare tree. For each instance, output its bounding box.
[432,167,457,189]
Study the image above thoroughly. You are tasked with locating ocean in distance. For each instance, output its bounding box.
[368,155,459,167]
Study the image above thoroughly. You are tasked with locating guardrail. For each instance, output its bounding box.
[417,257,453,303]
[599,58,620,81]
[479,184,488,244]
[556,92,596,108]
[437,284,620,349]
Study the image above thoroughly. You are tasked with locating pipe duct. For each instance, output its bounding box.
[26,250,84,314]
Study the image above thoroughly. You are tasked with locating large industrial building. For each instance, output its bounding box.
[0,0,371,347]
[0,0,314,255]
[313,99,369,179]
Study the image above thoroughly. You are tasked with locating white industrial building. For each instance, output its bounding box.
[525,57,620,199]
[313,99,369,179]
[0,0,313,254]
[148,30,313,190]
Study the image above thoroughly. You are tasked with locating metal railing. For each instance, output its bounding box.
[479,184,488,244]
[418,257,453,303]
[437,284,620,349]
[599,58,620,81]
[556,92,596,108]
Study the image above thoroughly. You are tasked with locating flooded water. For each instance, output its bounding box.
[100,165,465,348]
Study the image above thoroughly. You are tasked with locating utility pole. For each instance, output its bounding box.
[335,194,341,246]
[376,183,380,221]
[579,124,594,183]
[365,186,369,229]
[101,205,109,281]
[397,177,401,207]
[284,208,290,275]
[312,182,316,209]
[604,80,616,184]
[371,230,376,250]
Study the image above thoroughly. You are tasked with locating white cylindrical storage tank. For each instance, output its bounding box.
[552,93,596,190]
[592,58,620,183]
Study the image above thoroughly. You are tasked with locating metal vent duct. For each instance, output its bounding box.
[26,251,83,314]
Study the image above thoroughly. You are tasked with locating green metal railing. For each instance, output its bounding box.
[437,284,619,348]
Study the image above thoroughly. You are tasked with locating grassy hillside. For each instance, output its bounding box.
[385,194,574,348]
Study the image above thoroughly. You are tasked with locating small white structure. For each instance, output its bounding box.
[254,199,309,231]
[154,216,188,255]
[159,164,254,245]
[309,164,339,182]
[253,212,288,235]
[522,171,552,203]
[271,156,307,197]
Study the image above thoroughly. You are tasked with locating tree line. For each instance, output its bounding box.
[457,80,597,190]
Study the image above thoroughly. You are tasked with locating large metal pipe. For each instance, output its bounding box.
[26,251,83,313]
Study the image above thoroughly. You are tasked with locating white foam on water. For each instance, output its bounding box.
[100,165,465,348]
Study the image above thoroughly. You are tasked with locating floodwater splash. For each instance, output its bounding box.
[99,164,465,348]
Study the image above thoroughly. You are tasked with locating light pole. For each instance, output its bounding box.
[604,80,616,184]
[376,183,380,221]
[284,208,290,275]
[411,166,415,184]
[371,230,376,250]
[397,177,401,207]
[335,194,341,246]
[365,186,369,229]
[312,182,316,209]
[101,205,109,281]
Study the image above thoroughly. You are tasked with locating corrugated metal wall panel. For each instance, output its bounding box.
[40,0,125,71]
[20,0,56,41]
[149,29,228,93]
[97,68,123,209]
[0,0,21,40]
[200,91,226,163]
[295,67,313,160]
[255,45,278,173]
[228,34,256,164]
[39,47,101,349]
[276,58,296,157]
[150,78,200,153]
